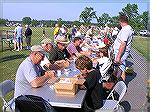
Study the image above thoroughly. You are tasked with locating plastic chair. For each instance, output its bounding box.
[0,80,15,112]
[96,81,127,112]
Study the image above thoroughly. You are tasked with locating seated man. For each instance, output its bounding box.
[49,36,71,68]
[66,36,91,58]
[40,38,69,70]
[75,55,103,111]
[14,45,56,98]
[49,36,70,62]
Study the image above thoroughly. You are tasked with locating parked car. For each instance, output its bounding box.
[139,30,150,37]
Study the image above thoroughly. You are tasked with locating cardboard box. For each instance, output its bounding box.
[54,78,85,95]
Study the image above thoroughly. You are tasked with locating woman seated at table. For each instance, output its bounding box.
[75,55,103,111]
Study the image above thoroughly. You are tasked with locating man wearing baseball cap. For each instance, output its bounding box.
[14,45,56,98]
[45,36,70,68]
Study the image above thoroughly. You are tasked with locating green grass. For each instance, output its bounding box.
[0,27,150,110]
[0,27,54,110]
[132,36,150,61]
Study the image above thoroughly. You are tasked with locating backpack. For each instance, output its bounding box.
[15,95,56,112]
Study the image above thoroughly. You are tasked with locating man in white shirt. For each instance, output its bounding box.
[113,15,134,81]
[14,24,23,51]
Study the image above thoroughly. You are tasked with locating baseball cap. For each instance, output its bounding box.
[31,45,46,54]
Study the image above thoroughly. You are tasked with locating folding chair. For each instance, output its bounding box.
[0,80,15,112]
[96,81,127,112]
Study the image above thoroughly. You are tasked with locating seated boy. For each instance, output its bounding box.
[75,55,103,111]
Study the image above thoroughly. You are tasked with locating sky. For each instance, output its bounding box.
[1,0,149,21]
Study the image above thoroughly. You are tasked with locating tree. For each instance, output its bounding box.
[140,11,149,30]
[79,7,96,25]
[119,4,139,21]
[97,13,111,27]
[57,18,63,27]
[0,18,7,26]
[31,19,40,27]
[110,16,119,27]
[72,20,81,27]
[22,17,32,25]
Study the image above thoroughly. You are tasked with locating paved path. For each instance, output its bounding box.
[120,48,149,112]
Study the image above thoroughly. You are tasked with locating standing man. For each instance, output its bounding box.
[25,24,32,50]
[14,45,56,98]
[71,25,77,40]
[14,23,23,51]
[113,15,134,81]
[85,26,94,39]
[53,24,60,43]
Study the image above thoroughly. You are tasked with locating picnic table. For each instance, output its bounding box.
[0,30,14,51]
[24,63,86,109]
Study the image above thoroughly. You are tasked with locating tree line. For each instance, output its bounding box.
[0,3,149,33]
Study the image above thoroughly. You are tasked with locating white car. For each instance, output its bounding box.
[139,30,150,36]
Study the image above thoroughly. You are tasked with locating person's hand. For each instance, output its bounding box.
[114,55,122,64]
[45,70,56,79]
[92,58,98,64]
[55,60,66,64]
[63,60,70,68]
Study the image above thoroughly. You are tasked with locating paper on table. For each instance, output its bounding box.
[47,77,59,84]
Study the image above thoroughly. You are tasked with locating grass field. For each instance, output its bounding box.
[0,27,150,110]
[132,36,150,61]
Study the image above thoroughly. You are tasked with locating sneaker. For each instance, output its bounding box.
[16,49,20,51]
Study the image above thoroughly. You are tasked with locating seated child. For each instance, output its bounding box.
[75,55,103,111]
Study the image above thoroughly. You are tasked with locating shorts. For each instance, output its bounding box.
[26,36,31,44]
[114,51,129,72]
[16,36,23,43]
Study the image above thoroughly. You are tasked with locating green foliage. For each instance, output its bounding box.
[0,18,7,26]
[72,20,81,27]
[140,11,149,30]
[22,17,32,25]
[119,3,139,19]
[32,19,40,27]
[57,18,63,27]
[79,7,96,24]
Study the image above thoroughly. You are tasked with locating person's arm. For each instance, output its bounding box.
[30,70,55,88]
[115,41,126,63]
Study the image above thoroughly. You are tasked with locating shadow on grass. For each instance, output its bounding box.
[125,72,137,87]
[124,60,136,86]
[0,54,27,63]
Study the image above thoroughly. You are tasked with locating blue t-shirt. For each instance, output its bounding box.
[14,57,43,98]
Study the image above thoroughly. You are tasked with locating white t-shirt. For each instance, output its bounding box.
[97,57,109,67]
[113,25,133,53]
[75,31,81,37]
